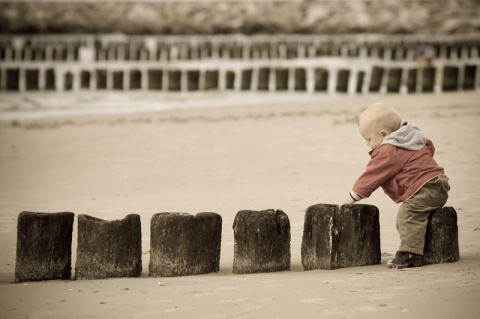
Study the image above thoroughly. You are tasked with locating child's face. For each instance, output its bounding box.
[359,125,387,150]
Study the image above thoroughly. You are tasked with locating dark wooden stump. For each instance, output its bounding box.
[15,211,74,283]
[301,204,381,270]
[149,212,222,277]
[74,214,142,280]
[232,209,290,274]
[424,206,460,264]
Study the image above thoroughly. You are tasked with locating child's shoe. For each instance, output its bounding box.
[387,251,424,269]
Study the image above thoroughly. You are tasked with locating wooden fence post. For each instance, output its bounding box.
[15,211,74,283]
[233,209,290,274]
[74,214,142,280]
[302,204,381,270]
[149,212,222,277]
[424,206,460,264]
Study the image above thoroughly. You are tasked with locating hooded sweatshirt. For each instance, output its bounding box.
[350,121,445,203]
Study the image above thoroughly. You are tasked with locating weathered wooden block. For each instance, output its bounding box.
[232,209,290,274]
[74,214,142,280]
[15,211,74,283]
[301,204,381,270]
[424,206,460,264]
[149,212,222,277]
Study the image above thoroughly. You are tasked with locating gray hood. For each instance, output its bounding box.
[382,121,426,151]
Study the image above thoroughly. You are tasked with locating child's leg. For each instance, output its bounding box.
[396,175,450,255]
[397,202,433,255]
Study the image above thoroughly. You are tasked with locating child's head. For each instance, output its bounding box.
[358,103,402,150]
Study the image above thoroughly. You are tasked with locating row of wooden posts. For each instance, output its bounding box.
[1,34,479,94]
[2,59,479,94]
[15,204,460,283]
[1,34,479,62]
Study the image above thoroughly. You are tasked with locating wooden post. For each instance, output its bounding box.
[400,68,409,94]
[416,67,424,93]
[379,67,390,94]
[38,67,46,90]
[211,43,219,60]
[251,68,258,91]
[106,70,113,90]
[476,63,480,91]
[199,69,206,91]
[301,204,381,270]
[181,70,187,92]
[328,68,337,94]
[72,69,80,91]
[439,45,448,59]
[279,44,287,59]
[406,47,415,60]
[66,44,75,61]
[162,67,169,91]
[90,69,97,90]
[424,207,460,265]
[457,65,465,91]
[0,68,6,91]
[55,69,64,91]
[362,71,371,94]
[308,45,316,59]
[108,46,115,61]
[269,68,276,92]
[141,68,148,91]
[384,47,392,60]
[24,47,32,61]
[149,212,222,277]
[234,69,242,91]
[359,47,368,59]
[348,68,358,95]
[232,209,290,274]
[75,214,142,280]
[18,68,25,92]
[123,68,130,90]
[298,45,306,58]
[434,63,443,94]
[306,67,315,93]
[160,47,168,61]
[15,212,74,283]
[219,69,226,91]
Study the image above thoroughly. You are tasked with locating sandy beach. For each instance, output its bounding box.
[0,91,479,319]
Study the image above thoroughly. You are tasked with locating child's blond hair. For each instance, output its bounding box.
[359,102,402,134]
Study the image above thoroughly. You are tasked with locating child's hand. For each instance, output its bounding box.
[343,198,356,205]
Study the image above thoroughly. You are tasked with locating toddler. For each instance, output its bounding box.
[344,102,450,269]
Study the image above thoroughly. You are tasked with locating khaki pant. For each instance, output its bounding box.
[397,175,450,255]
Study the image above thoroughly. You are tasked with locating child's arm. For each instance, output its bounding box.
[344,146,401,204]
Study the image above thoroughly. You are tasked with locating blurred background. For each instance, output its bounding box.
[0,0,478,108]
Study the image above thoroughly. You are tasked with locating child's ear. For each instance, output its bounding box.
[380,130,389,137]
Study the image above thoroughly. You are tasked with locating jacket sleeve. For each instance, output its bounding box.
[352,146,402,199]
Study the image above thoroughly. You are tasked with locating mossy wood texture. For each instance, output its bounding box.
[75,214,142,280]
[424,206,460,264]
[149,212,222,277]
[302,204,381,270]
[15,211,74,283]
[233,209,291,274]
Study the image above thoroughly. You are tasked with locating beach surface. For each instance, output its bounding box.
[0,91,479,319]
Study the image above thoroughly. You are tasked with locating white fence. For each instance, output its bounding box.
[1,34,479,94]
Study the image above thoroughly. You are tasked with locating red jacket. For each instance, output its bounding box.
[352,139,444,203]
